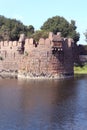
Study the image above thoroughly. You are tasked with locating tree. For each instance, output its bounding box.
[0,15,35,41]
[84,30,87,42]
[31,30,49,42]
[41,16,80,43]
[26,25,35,38]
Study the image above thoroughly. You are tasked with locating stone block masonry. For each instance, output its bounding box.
[0,32,79,79]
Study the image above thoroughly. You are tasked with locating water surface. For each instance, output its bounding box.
[0,75,87,130]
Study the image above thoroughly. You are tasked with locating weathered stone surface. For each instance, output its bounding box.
[0,32,81,78]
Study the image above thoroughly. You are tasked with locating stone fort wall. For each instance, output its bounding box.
[0,33,75,78]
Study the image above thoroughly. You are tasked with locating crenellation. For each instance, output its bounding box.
[29,38,34,44]
[39,38,45,45]
[0,32,81,78]
[4,41,9,46]
[18,42,21,46]
[45,38,51,46]
[49,32,54,41]
[13,41,18,46]
[0,41,4,47]
[9,41,13,47]
[25,38,29,43]
[25,39,30,48]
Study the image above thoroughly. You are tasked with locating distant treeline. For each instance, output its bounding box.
[0,15,80,42]
[0,15,35,41]
[78,44,87,55]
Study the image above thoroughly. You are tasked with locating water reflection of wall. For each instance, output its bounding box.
[0,77,87,130]
[18,78,79,129]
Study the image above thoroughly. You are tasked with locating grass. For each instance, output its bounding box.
[74,65,87,74]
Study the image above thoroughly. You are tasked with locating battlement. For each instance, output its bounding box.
[0,32,74,53]
[0,32,80,79]
[0,38,52,52]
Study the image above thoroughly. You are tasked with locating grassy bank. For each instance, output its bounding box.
[74,65,87,74]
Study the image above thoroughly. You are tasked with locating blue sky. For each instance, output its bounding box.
[0,0,87,44]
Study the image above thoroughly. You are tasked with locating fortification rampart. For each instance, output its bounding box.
[0,32,79,79]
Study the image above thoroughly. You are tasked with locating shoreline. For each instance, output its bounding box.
[0,70,18,79]
[0,70,74,80]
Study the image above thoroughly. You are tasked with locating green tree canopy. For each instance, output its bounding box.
[0,15,80,43]
[31,30,49,42]
[0,15,35,41]
[41,16,80,43]
[26,25,35,38]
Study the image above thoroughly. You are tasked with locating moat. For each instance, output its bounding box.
[0,75,87,130]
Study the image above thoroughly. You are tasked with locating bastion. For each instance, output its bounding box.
[0,32,80,79]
